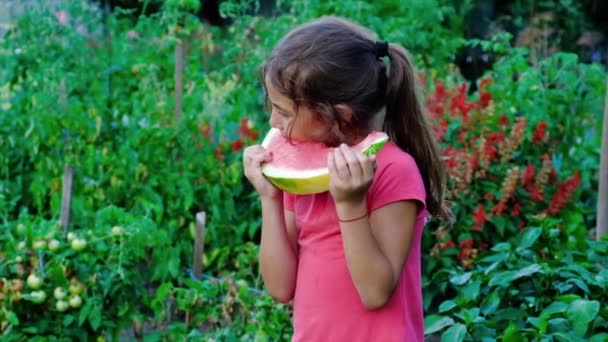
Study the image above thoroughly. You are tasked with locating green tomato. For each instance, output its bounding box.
[27,274,42,290]
[48,239,60,252]
[33,239,47,250]
[111,226,123,236]
[16,223,26,234]
[69,282,83,295]
[67,232,76,242]
[54,287,67,300]
[68,295,82,308]
[71,238,87,251]
[30,290,47,304]
[56,300,69,312]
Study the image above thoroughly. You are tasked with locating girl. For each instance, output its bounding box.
[243,16,452,342]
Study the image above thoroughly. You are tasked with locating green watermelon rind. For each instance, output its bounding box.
[260,130,388,195]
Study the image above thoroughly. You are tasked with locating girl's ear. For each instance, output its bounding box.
[335,104,354,123]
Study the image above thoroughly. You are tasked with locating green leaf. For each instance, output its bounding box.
[480,290,501,315]
[518,227,542,249]
[79,299,94,326]
[590,333,608,342]
[439,300,457,313]
[595,269,608,287]
[502,321,524,342]
[89,302,102,331]
[483,260,509,275]
[450,271,472,286]
[541,301,568,318]
[5,311,19,325]
[566,278,590,294]
[527,316,548,334]
[567,299,600,336]
[461,279,481,303]
[441,323,467,342]
[491,242,512,252]
[63,314,75,327]
[548,318,570,333]
[488,264,542,287]
[558,294,582,303]
[553,332,589,342]
[254,330,270,342]
[424,315,454,335]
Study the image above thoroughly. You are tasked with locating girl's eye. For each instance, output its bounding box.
[278,110,290,118]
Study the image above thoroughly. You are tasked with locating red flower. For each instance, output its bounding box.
[439,240,455,249]
[480,78,493,88]
[433,118,448,141]
[528,186,545,201]
[459,239,474,249]
[492,202,506,215]
[532,121,548,145]
[522,164,535,188]
[487,132,506,145]
[479,92,492,107]
[473,204,487,230]
[546,171,581,215]
[498,114,509,127]
[231,138,245,151]
[518,221,526,230]
[478,241,489,251]
[479,77,493,108]
[484,144,499,161]
[214,146,224,161]
[435,79,446,99]
[548,168,558,183]
[239,118,259,140]
[442,147,459,168]
[511,203,522,216]
[199,122,212,138]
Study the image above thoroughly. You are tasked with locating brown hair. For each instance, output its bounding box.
[262,16,452,222]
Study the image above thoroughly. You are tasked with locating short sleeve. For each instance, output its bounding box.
[283,191,295,211]
[367,147,427,214]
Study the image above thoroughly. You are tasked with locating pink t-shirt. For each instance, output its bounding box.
[283,141,428,342]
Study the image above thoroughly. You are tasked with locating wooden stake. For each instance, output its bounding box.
[597,77,608,241]
[193,212,206,279]
[60,164,73,232]
[174,42,183,122]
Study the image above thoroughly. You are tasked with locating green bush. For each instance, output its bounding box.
[425,217,608,341]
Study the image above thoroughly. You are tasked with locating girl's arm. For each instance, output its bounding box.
[336,199,417,311]
[258,196,299,303]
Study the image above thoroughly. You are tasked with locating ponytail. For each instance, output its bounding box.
[384,44,453,223]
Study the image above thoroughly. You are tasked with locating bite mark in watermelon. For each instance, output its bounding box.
[260,128,389,195]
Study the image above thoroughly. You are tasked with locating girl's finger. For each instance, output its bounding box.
[340,144,363,181]
[355,151,375,181]
[328,149,337,176]
[333,147,351,179]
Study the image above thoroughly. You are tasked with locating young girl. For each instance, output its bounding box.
[243,16,452,342]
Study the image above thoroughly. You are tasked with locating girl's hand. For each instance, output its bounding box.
[328,143,377,205]
[243,145,281,200]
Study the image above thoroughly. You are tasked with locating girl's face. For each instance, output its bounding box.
[265,76,333,145]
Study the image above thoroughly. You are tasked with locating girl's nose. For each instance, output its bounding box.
[269,112,282,131]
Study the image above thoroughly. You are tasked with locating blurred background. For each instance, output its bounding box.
[1,1,607,341]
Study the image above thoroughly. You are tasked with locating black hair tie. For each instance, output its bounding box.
[375,41,389,59]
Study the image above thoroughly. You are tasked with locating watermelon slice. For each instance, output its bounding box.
[260,128,389,195]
